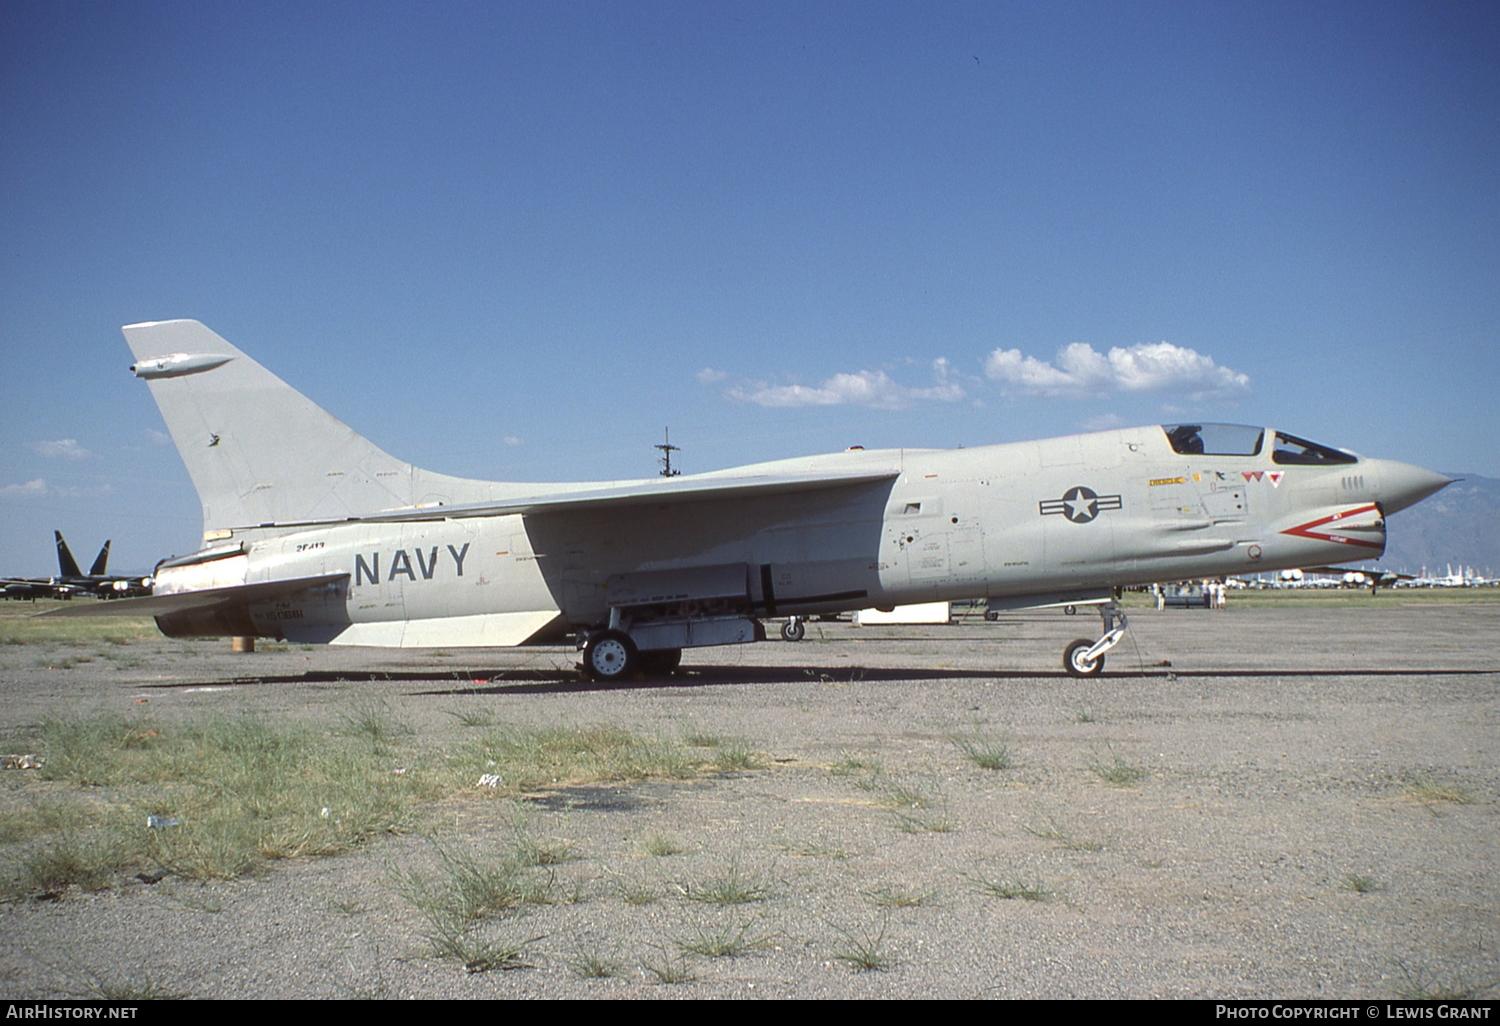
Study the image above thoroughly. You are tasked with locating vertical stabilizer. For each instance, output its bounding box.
[123,320,476,540]
[54,531,83,579]
[88,541,111,577]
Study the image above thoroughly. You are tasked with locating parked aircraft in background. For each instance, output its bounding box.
[46,320,1452,677]
[2,531,152,600]
[1279,565,1415,594]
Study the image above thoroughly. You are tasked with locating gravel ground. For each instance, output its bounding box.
[0,600,1496,999]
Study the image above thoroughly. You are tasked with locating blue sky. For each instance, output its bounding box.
[2,0,1496,574]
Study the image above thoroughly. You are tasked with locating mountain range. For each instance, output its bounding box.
[1382,472,1500,576]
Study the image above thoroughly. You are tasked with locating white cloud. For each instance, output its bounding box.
[30,438,95,460]
[1,478,49,497]
[503,436,523,447]
[984,342,1250,399]
[694,367,728,385]
[146,429,172,446]
[0,478,111,499]
[728,359,967,410]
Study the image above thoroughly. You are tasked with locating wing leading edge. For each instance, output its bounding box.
[225,468,904,530]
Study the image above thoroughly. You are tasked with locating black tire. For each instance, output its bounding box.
[1063,638,1103,677]
[780,619,805,642]
[582,630,639,681]
[1063,605,1077,615]
[638,648,682,676]
[983,609,999,622]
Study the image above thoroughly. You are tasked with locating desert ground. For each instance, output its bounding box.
[0,592,1495,999]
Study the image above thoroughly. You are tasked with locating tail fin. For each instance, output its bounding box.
[54,531,83,578]
[123,320,477,542]
[88,540,111,577]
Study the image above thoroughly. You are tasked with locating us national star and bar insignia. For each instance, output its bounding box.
[1039,486,1123,524]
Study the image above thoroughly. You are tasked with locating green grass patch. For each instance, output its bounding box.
[614,880,660,906]
[774,836,850,860]
[1024,816,1104,851]
[683,859,775,905]
[866,884,940,908]
[949,726,1012,771]
[4,709,425,895]
[1391,958,1498,1000]
[463,725,702,796]
[829,753,882,776]
[566,947,624,979]
[6,710,747,901]
[444,705,495,728]
[392,837,554,929]
[1401,770,1474,806]
[711,742,763,771]
[829,917,896,972]
[337,696,415,748]
[641,949,699,985]
[1089,752,1150,787]
[0,603,161,646]
[970,874,1049,901]
[642,832,687,857]
[427,925,539,973]
[857,772,954,832]
[674,920,772,959]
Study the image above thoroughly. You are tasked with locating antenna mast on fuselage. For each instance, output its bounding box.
[655,428,681,477]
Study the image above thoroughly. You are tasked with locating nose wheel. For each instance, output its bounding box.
[1062,602,1127,678]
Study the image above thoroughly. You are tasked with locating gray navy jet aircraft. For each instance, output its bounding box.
[47,320,1452,677]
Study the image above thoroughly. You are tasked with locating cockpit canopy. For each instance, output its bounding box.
[1161,424,1358,465]
[1162,423,1263,456]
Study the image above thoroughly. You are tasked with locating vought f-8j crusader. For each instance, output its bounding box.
[51,320,1451,678]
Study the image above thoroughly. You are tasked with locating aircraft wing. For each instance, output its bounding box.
[36,573,349,618]
[251,469,903,528]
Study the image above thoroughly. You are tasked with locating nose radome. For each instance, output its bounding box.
[1372,460,1453,515]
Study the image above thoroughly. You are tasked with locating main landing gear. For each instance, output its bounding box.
[581,629,638,681]
[1062,602,1128,678]
[579,629,683,681]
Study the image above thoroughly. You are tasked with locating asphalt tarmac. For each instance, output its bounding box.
[1,600,1496,999]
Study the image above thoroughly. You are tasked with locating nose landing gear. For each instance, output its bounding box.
[1063,602,1128,677]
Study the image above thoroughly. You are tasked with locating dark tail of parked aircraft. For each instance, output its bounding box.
[54,531,83,579]
[88,539,110,577]
[54,531,111,580]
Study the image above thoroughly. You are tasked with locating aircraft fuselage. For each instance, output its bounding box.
[54,320,1447,677]
[149,425,1426,649]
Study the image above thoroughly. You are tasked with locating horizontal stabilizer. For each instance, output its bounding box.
[36,573,349,619]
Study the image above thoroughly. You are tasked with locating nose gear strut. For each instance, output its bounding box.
[1063,601,1128,677]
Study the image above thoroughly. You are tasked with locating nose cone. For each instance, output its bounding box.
[1372,460,1453,514]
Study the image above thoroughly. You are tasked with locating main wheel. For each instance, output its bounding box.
[1063,638,1104,677]
[582,630,639,681]
[780,619,805,642]
[638,648,682,676]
